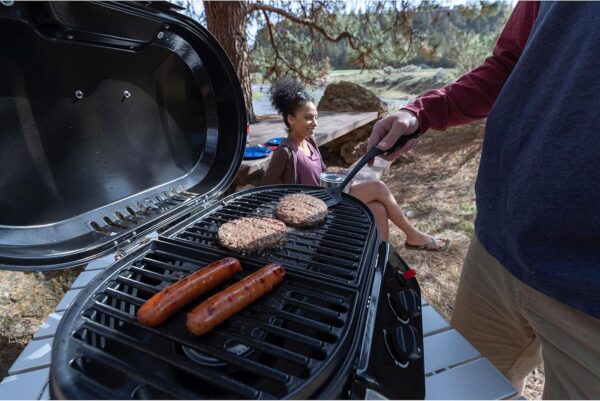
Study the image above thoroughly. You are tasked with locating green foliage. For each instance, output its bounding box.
[445,27,499,76]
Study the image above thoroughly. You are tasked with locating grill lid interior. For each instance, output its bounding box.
[0,2,247,271]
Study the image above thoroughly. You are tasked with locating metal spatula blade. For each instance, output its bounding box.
[316,130,421,208]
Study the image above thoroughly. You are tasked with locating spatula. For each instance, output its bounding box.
[317,130,421,208]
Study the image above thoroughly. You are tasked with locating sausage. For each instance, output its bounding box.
[137,257,241,327]
[186,263,286,336]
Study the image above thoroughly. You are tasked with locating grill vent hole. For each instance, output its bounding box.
[88,221,114,236]
[103,216,127,229]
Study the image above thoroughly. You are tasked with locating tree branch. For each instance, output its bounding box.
[248,2,359,49]
[261,9,314,83]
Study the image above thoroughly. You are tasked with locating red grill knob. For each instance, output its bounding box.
[403,268,417,280]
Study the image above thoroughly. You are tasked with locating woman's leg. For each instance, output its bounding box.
[367,201,389,241]
[350,180,447,248]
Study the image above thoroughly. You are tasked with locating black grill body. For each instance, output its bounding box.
[50,186,425,399]
[0,3,425,398]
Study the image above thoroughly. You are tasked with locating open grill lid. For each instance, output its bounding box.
[0,1,247,271]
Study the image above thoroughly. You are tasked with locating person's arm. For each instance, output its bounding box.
[261,147,289,185]
[368,1,539,160]
[404,1,540,132]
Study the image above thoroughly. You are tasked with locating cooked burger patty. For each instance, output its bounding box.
[275,193,328,227]
[217,217,287,253]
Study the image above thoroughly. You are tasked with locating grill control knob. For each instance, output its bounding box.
[391,288,421,321]
[391,324,423,362]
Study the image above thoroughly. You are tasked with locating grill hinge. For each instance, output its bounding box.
[113,231,158,260]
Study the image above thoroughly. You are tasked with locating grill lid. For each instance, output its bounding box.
[0,2,247,271]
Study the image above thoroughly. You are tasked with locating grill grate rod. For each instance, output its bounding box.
[231,314,325,349]
[135,255,198,273]
[103,287,144,306]
[182,222,361,264]
[215,329,311,366]
[115,274,158,294]
[75,319,264,399]
[222,201,370,239]
[281,297,342,319]
[208,211,368,246]
[242,190,371,220]
[253,304,339,337]
[87,301,293,385]
[151,238,357,282]
[71,347,201,399]
[171,234,357,279]
[188,221,365,255]
[99,286,319,369]
[183,226,359,269]
[128,265,179,283]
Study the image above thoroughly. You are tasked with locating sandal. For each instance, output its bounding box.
[404,236,451,252]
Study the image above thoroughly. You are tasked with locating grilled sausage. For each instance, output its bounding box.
[137,257,241,327]
[186,263,286,336]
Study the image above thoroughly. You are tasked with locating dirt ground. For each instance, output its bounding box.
[0,124,545,398]
[0,267,82,378]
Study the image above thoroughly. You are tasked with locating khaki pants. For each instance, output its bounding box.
[451,237,600,399]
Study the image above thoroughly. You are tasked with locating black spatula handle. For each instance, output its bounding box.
[382,128,421,156]
[337,129,421,190]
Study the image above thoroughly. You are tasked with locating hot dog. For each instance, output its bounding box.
[186,263,285,336]
[137,257,241,327]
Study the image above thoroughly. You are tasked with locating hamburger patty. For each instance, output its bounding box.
[275,193,328,227]
[217,217,287,253]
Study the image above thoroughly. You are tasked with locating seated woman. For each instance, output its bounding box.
[261,78,450,252]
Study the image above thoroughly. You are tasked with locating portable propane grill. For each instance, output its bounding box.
[0,2,425,399]
[50,186,425,399]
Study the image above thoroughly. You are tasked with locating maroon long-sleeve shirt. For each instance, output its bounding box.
[403,1,539,132]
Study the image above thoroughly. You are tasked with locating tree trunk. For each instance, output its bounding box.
[204,1,256,124]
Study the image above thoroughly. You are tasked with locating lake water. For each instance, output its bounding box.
[252,84,408,116]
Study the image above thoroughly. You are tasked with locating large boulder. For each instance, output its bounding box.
[317,81,388,117]
[340,140,368,165]
[392,69,453,95]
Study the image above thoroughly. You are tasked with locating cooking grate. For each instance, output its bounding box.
[53,239,360,399]
[52,186,378,399]
[169,187,377,286]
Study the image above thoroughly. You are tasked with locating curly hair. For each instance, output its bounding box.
[269,78,314,131]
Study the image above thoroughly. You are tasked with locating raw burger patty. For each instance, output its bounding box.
[217,217,287,253]
[275,193,328,227]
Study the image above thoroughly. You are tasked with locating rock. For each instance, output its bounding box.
[340,140,368,165]
[373,78,390,86]
[317,81,388,117]
[393,72,452,95]
[383,66,395,74]
[400,64,419,72]
[321,122,376,166]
